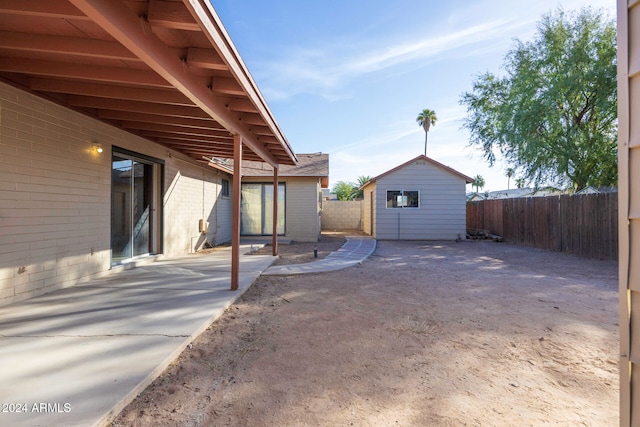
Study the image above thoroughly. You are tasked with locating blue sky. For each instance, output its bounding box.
[214,0,616,192]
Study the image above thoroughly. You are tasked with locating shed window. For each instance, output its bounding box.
[221,179,230,197]
[386,190,419,208]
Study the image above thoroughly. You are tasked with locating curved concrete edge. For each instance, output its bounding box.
[262,238,377,276]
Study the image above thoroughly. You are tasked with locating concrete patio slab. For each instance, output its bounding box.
[0,246,276,427]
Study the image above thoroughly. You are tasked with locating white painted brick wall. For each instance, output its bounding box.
[0,83,111,305]
[0,82,233,306]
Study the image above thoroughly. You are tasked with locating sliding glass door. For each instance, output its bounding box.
[111,151,160,264]
[241,183,285,235]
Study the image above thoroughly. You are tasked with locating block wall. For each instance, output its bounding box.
[321,200,364,231]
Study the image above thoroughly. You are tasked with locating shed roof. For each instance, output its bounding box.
[0,0,296,167]
[360,155,473,188]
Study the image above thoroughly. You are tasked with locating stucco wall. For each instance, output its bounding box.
[362,185,375,235]
[0,82,232,306]
[321,200,363,231]
[240,176,321,242]
[285,178,321,242]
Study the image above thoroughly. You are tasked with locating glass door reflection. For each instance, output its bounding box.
[111,155,152,264]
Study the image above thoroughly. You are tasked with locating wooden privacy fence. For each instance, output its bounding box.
[466,192,618,260]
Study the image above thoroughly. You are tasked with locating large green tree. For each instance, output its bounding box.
[332,181,357,201]
[460,8,617,191]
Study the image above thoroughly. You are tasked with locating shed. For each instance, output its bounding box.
[361,155,473,240]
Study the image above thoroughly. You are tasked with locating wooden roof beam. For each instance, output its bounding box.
[225,98,258,113]
[0,58,172,88]
[140,131,232,143]
[184,0,296,164]
[147,0,199,31]
[156,140,235,149]
[179,148,234,157]
[239,113,266,126]
[0,0,90,20]
[211,77,245,96]
[30,78,193,105]
[69,0,282,167]
[186,48,228,71]
[120,121,232,138]
[67,96,209,118]
[0,31,139,61]
[97,110,223,129]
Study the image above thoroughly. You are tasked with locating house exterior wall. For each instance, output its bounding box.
[362,183,376,236]
[371,160,467,240]
[321,200,363,231]
[0,82,232,306]
[163,162,232,254]
[240,176,321,242]
[286,177,321,242]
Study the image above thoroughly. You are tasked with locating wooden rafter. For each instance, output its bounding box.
[148,0,199,31]
[0,31,139,60]
[187,47,228,70]
[30,78,193,105]
[68,0,282,166]
[67,96,209,118]
[97,110,223,129]
[0,0,296,167]
[0,58,172,87]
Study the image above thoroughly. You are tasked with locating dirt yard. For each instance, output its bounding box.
[112,234,618,426]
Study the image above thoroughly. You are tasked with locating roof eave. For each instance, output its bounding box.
[185,0,297,166]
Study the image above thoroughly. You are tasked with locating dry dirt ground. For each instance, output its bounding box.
[112,233,618,427]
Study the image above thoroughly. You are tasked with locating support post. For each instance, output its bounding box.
[231,134,242,290]
[272,166,279,256]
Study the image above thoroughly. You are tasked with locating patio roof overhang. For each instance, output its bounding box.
[0,0,297,167]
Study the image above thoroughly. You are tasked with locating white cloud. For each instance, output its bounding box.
[256,18,528,101]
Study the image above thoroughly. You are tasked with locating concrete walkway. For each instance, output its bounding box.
[263,237,377,275]
[0,245,276,427]
[0,237,376,427]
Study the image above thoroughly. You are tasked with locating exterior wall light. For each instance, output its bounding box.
[92,143,103,153]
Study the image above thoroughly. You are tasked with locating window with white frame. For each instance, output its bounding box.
[386,190,419,208]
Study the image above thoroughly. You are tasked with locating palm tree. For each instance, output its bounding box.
[353,175,372,199]
[505,167,515,189]
[472,174,485,193]
[515,178,526,189]
[416,108,437,156]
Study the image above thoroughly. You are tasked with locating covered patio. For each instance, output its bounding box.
[0,0,296,293]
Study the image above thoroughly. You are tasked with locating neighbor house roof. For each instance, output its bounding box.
[360,155,473,188]
[234,153,330,188]
[0,0,296,167]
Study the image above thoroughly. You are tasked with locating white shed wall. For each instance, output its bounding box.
[373,160,467,240]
